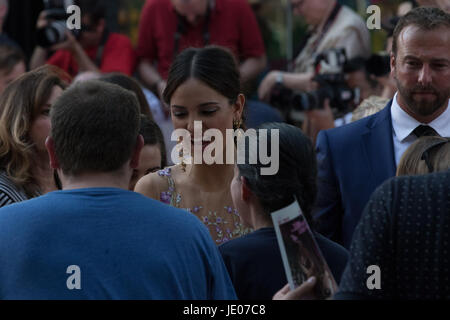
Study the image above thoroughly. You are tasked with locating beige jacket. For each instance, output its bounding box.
[294,6,371,73]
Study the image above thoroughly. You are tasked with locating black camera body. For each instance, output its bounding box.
[36,0,80,48]
[270,49,359,122]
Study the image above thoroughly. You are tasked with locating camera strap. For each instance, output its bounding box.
[310,2,342,53]
[173,0,212,59]
[95,28,110,68]
[293,2,341,63]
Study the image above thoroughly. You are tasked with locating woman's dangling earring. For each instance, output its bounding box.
[233,118,243,140]
[233,118,242,130]
[178,136,186,172]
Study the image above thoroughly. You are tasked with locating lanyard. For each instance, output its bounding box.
[309,2,342,53]
[173,3,212,59]
[95,28,110,68]
[294,2,342,58]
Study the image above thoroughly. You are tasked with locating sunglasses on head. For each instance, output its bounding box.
[421,139,450,173]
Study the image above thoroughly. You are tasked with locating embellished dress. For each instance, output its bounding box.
[157,167,250,245]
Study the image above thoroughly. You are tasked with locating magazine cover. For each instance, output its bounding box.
[271,200,338,299]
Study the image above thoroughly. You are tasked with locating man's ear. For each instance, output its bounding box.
[45,136,60,169]
[390,52,396,79]
[240,176,252,202]
[130,134,144,169]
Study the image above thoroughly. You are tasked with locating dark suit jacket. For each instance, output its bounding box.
[314,101,397,248]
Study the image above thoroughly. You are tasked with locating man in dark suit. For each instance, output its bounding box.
[314,7,450,248]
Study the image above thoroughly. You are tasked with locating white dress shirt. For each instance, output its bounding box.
[391,92,450,166]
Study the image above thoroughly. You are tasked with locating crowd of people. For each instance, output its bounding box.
[0,0,449,300]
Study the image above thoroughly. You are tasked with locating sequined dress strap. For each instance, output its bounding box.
[157,167,181,207]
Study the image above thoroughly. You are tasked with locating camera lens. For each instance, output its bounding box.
[291,92,315,112]
[291,87,333,112]
[36,21,67,48]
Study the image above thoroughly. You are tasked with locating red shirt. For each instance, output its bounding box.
[47,33,136,77]
[136,0,265,79]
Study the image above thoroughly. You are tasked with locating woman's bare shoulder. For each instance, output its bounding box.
[134,165,179,199]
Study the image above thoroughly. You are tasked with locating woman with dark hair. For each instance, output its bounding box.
[218,122,348,300]
[135,46,249,244]
[129,114,168,190]
[0,65,68,208]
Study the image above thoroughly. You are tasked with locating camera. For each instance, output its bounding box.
[270,49,360,122]
[36,0,80,48]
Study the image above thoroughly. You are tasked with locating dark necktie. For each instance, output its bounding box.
[412,125,439,138]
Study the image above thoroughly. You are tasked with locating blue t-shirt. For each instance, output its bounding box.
[0,188,237,300]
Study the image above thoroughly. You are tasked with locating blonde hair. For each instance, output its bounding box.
[351,96,389,123]
[0,65,69,197]
[397,136,450,176]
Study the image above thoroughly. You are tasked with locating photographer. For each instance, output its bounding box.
[30,0,135,77]
[258,0,370,102]
[332,55,393,126]
[279,52,393,144]
[136,0,267,100]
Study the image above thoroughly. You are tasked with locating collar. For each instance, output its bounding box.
[169,0,218,15]
[391,92,450,142]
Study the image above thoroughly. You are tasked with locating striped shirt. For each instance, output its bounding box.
[0,171,29,208]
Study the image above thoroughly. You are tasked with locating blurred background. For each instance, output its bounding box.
[4,0,405,67]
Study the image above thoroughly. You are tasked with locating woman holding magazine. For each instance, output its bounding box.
[219,122,349,300]
[135,46,250,245]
